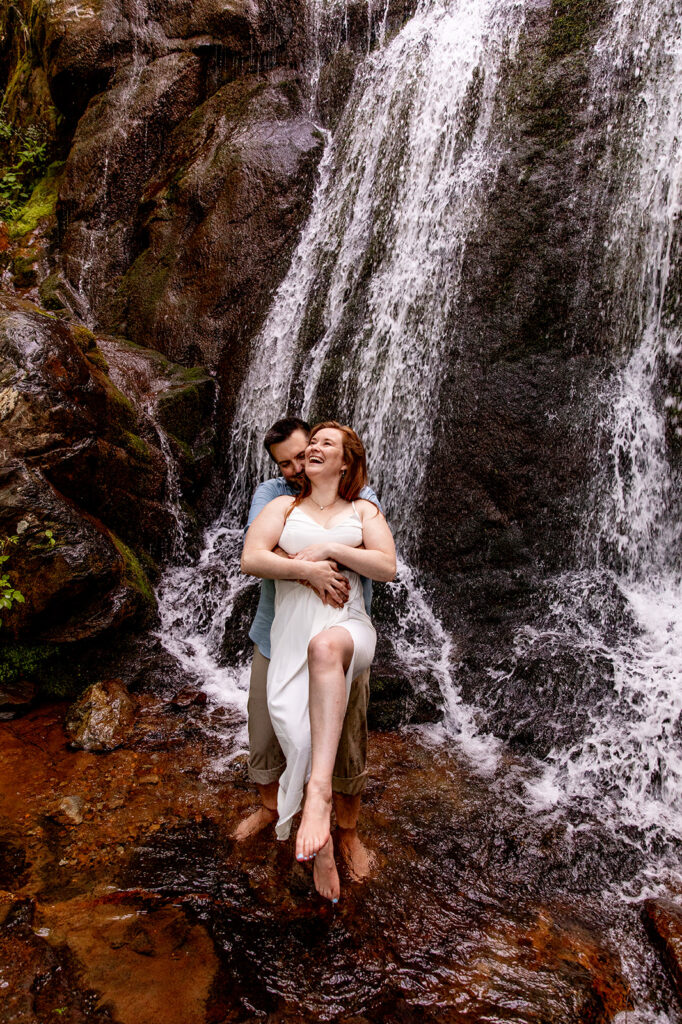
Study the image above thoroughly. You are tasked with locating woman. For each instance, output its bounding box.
[241,422,396,902]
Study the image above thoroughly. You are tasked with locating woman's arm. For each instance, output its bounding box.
[241,497,352,601]
[293,501,397,582]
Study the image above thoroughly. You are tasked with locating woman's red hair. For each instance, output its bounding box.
[286,421,378,517]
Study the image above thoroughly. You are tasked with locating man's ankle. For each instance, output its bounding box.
[256,780,280,813]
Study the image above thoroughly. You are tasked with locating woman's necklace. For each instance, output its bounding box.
[308,495,339,512]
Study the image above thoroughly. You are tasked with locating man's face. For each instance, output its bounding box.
[269,428,309,489]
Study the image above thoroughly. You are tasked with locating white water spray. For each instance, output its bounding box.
[157,0,523,768]
[519,0,682,858]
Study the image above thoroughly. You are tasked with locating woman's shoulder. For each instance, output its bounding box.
[263,494,296,516]
[354,497,382,520]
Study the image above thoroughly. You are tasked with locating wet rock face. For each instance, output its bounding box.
[109,68,324,391]
[414,1,618,750]
[0,293,215,652]
[15,0,321,394]
[423,2,611,584]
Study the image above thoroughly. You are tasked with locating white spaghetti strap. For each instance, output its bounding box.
[351,500,357,514]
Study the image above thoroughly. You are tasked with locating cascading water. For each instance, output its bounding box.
[156,0,524,770]
[229,0,523,544]
[511,0,682,881]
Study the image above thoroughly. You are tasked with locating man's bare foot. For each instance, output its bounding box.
[313,836,340,903]
[231,805,277,841]
[296,782,332,862]
[336,827,375,881]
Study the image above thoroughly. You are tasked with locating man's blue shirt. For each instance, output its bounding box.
[245,477,382,659]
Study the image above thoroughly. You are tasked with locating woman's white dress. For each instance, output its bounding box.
[267,503,377,840]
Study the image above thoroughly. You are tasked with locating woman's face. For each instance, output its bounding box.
[305,428,348,481]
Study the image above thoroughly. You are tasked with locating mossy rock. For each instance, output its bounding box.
[155,373,214,447]
[38,273,66,311]
[68,324,109,372]
[10,254,38,288]
[109,532,156,610]
[7,161,64,238]
[0,640,89,700]
[121,431,153,463]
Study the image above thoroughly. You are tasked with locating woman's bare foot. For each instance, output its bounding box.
[296,781,332,862]
[231,805,277,841]
[313,836,340,903]
[336,827,375,881]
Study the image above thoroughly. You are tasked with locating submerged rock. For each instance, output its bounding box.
[171,687,208,708]
[0,676,36,718]
[52,795,85,826]
[65,679,135,752]
[643,898,682,1003]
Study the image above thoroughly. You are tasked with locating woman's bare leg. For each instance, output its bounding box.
[295,627,354,886]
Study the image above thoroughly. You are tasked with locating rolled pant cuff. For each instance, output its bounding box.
[331,771,368,797]
[248,764,285,785]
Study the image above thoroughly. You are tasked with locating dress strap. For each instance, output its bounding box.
[351,500,357,514]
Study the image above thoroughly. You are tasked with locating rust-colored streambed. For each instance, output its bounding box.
[1,695,678,1023]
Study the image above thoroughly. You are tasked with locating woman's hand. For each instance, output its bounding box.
[293,543,332,563]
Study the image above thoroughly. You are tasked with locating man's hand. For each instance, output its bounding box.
[274,546,349,608]
[305,559,350,607]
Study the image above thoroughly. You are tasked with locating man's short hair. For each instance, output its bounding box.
[263,417,310,459]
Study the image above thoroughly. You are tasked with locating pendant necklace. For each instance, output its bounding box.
[310,496,339,512]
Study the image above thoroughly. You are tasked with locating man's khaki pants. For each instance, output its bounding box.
[247,645,370,796]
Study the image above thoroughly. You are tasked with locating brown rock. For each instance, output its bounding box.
[170,686,207,708]
[0,293,216,648]
[65,679,135,752]
[0,677,36,712]
[109,68,324,383]
[643,898,682,1001]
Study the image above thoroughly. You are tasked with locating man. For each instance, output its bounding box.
[233,417,380,881]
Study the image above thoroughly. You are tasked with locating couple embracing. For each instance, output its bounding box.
[236,417,396,904]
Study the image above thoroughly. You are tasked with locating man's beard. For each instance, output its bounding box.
[290,473,306,493]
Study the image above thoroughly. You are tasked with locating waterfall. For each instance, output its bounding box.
[228,0,523,552]
[519,0,682,869]
[154,0,522,770]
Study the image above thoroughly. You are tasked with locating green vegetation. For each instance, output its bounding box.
[6,160,64,236]
[122,430,153,462]
[0,110,49,218]
[0,535,24,627]
[0,639,89,699]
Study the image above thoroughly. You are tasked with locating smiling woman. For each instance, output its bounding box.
[241,422,396,903]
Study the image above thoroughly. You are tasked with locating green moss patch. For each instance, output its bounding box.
[110,532,156,608]
[545,0,602,62]
[122,431,152,463]
[0,640,89,699]
[8,161,64,237]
